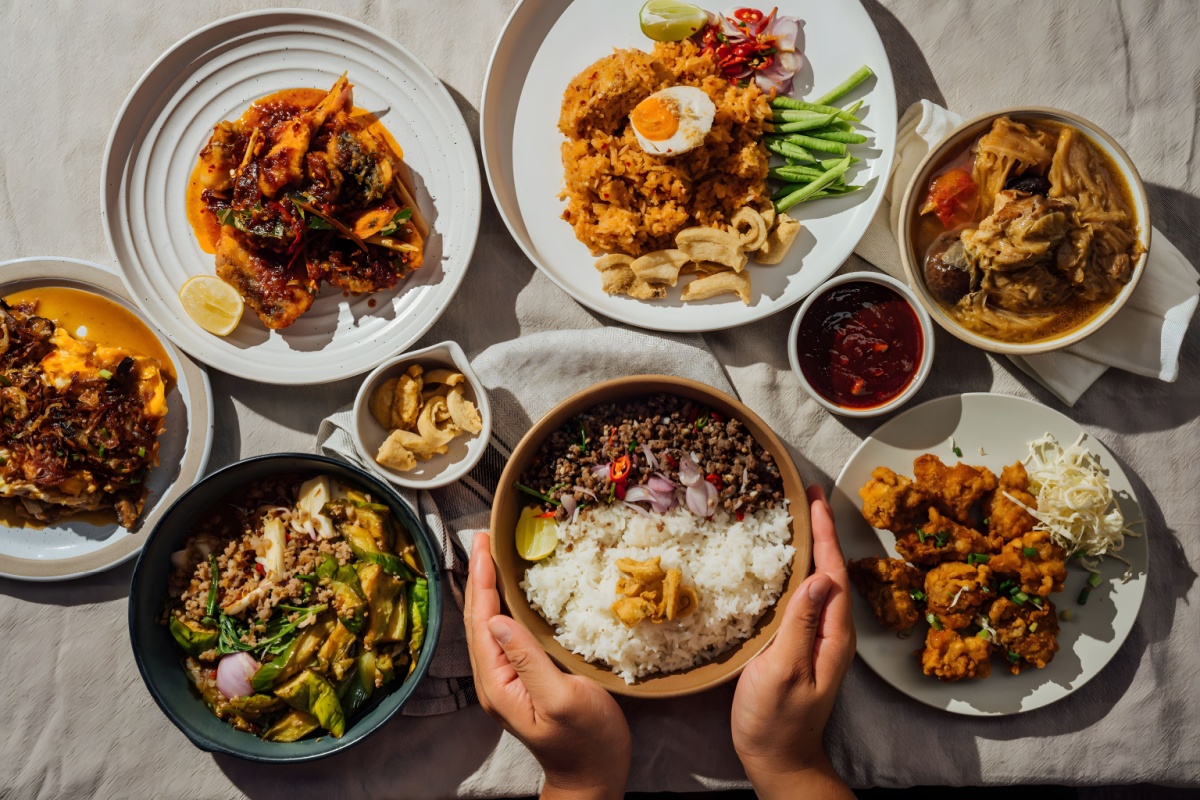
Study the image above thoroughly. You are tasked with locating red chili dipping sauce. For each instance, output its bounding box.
[796,281,923,409]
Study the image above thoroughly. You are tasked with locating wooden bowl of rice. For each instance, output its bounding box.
[489,375,811,698]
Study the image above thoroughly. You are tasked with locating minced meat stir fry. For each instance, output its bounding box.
[164,473,428,741]
[519,394,785,521]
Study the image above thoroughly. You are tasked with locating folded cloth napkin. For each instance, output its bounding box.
[317,327,733,714]
[853,100,1200,406]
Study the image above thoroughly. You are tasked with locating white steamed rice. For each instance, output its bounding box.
[521,503,794,683]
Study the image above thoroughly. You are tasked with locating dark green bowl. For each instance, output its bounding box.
[128,453,443,763]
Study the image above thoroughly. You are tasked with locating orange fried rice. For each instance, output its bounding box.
[558,41,772,257]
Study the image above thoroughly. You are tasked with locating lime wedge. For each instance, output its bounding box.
[515,506,560,562]
[639,0,709,42]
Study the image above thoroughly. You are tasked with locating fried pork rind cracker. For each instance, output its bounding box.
[859,466,929,534]
[848,557,923,631]
[753,213,800,265]
[630,249,689,286]
[921,628,992,682]
[989,529,1067,597]
[913,454,998,524]
[611,556,698,627]
[731,207,768,252]
[924,562,993,630]
[369,361,483,471]
[680,270,752,305]
[675,227,749,272]
[988,596,1060,674]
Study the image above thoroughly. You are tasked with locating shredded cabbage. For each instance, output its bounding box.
[1006,432,1134,560]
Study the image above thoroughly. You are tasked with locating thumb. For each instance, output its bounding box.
[768,572,832,684]
[488,615,564,701]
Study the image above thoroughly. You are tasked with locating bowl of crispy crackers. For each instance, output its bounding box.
[352,341,491,489]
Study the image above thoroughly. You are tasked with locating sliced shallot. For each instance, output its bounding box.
[215,652,259,699]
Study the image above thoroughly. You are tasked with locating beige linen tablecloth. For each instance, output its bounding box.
[1,1,1197,796]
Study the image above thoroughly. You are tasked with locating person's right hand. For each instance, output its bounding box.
[731,485,856,799]
[464,531,631,800]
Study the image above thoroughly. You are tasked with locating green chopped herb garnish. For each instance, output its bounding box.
[98,368,113,380]
[977,629,991,641]
[926,612,943,631]
[1007,650,1020,664]
[1012,590,1030,605]
[137,446,147,458]
[967,553,990,565]
[1078,587,1092,605]
[909,588,926,602]
[1087,572,1103,588]
[1023,547,1038,557]
[982,517,990,526]
[952,446,963,458]
[1029,622,1039,633]
[1029,596,1043,609]
[933,530,950,548]
[916,528,926,543]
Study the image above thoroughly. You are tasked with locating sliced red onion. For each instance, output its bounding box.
[623,485,654,505]
[561,493,577,517]
[740,467,750,494]
[639,444,659,471]
[620,501,651,517]
[685,482,709,517]
[647,475,676,494]
[571,486,597,500]
[649,491,676,514]
[216,652,259,699]
[678,454,702,487]
[590,463,611,481]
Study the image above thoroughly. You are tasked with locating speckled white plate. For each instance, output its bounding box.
[102,9,481,384]
[831,393,1148,715]
[481,0,896,332]
[0,258,212,581]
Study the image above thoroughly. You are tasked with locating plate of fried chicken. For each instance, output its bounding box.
[102,10,480,384]
[831,392,1148,715]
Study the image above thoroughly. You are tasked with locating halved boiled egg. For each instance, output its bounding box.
[630,86,715,156]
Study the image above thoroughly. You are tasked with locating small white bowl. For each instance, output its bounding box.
[787,271,935,418]
[352,341,492,489]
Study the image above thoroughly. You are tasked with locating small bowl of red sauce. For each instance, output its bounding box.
[788,272,934,417]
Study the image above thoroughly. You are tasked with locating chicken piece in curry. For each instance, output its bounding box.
[189,74,426,330]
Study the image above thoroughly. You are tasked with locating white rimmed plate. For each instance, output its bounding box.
[0,258,213,581]
[481,0,896,332]
[831,393,1148,715]
[103,9,481,385]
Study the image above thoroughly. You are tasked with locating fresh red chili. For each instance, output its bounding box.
[705,473,722,488]
[615,482,627,501]
[535,510,556,519]
[255,563,264,575]
[611,455,632,481]
[663,454,678,468]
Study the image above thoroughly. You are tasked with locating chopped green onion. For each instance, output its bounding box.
[952,446,963,458]
[977,629,991,641]
[98,369,113,380]
[982,517,991,526]
[512,481,561,506]
[1007,650,1021,664]
[926,612,943,631]
[1012,591,1030,605]
[1029,596,1043,609]
[1078,587,1091,605]
[1029,622,1039,633]
[916,528,926,543]
[933,531,950,548]
[1023,547,1038,557]
[98,446,106,459]
[137,446,146,458]
[1087,572,1103,588]
[909,588,926,602]
[1060,608,1075,622]
[967,553,990,565]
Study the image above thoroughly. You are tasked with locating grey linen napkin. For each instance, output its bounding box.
[317,327,733,715]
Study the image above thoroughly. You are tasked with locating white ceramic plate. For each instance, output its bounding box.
[481,0,896,332]
[831,393,1148,715]
[0,258,213,581]
[103,9,481,385]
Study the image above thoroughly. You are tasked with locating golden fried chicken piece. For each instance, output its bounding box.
[921,628,992,682]
[990,529,1067,597]
[895,507,993,566]
[988,597,1060,674]
[924,562,994,630]
[215,234,314,329]
[257,75,351,198]
[859,466,929,534]
[986,462,1039,545]
[848,557,923,631]
[913,454,998,524]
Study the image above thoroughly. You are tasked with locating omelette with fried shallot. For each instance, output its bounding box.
[0,298,167,528]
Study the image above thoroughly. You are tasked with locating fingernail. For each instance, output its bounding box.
[487,616,514,646]
[807,573,831,603]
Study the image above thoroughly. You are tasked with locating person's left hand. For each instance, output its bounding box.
[464,532,631,800]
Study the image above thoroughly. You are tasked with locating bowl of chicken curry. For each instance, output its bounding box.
[898,108,1149,354]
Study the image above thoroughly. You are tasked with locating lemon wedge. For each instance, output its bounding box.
[179,275,243,336]
[639,0,709,42]
[515,506,559,562]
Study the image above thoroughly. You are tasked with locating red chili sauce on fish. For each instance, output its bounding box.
[796,281,923,409]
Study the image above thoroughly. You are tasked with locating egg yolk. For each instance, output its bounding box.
[631,96,680,141]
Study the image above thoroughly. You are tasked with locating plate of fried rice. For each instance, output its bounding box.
[482,0,896,332]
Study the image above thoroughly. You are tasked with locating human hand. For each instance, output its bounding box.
[464,532,632,800]
[731,485,856,799]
